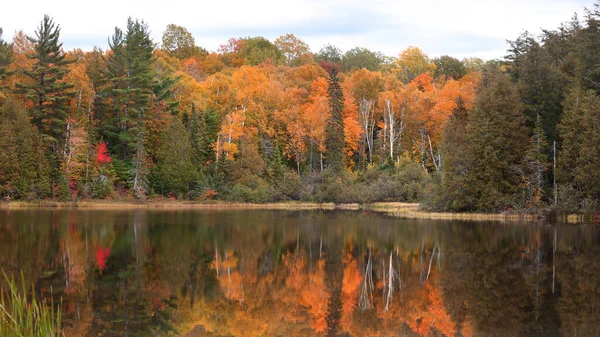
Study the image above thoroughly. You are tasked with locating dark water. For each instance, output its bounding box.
[0,209,599,337]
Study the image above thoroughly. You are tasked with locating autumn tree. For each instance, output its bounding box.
[7,30,35,89]
[304,77,330,171]
[274,33,310,66]
[15,15,75,177]
[315,44,343,66]
[342,47,386,72]
[393,46,436,83]
[161,24,206,59]
[433,55,466,80]
[240,37,281,65]
[349,69,384,165]
[325,66,345,173]
[463,57,485,73]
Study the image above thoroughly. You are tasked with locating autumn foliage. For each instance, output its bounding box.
[96,142,112,165]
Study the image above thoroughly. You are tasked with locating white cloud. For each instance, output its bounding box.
[0,0,591,60]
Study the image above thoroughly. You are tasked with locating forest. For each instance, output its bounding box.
[0,3,599,213]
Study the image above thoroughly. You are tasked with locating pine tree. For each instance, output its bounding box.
[437,97,470,211]
[465,66,528,211]
[325,66,345,173]
[154,118,197,196]
[270,143,284,182]
[97,19,155,197]
[0,27,13,88]
[188,105,218,168]
[578,4,600,95]
[98,28,127,157]
[15,15,75,151]
[558,86,600,206]
[0,28,13,102]
[0,100,51,199]
[524,113,549,207]
[98,20,154,158]
[506,32,565,144]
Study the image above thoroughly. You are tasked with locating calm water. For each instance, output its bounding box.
[0,209,599,337]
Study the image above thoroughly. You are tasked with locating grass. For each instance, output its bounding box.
[0,271,62,337]
[0,199,340,210]
[0,200,588,223]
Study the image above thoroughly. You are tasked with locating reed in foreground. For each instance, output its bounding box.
[0,271,62,337]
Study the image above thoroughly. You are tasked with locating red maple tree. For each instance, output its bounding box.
[96,142,112,165]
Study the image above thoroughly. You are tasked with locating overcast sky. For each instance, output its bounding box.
[0,0,592,60]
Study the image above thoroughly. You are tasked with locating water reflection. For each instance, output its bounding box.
[0,209,599,336]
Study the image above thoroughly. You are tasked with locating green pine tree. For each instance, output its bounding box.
[0,27,14,94]
[0,100,51,200]
[97,19,155,197]
[524,113,549,207]
[154,118,197,197]
[188,105,218,168]
[558,86,600,207]
[270,143,284,182]
[465,66,528,211]
[506,32,565,144]
[436,97,470,211]
[325,66,345,173]
[97,28,127,157]
[15,15,75,151]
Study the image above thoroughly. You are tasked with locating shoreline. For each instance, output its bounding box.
[0,200,590,223]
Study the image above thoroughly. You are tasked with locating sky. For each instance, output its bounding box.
[0,0,593,60]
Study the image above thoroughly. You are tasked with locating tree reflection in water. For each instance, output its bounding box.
[0,209,598,336]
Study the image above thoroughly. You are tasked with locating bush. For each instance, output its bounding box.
[273,169,303,201]
[228,181,273,203]
[91,175,114,199]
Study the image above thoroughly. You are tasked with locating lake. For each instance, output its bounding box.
[0,209,598,336]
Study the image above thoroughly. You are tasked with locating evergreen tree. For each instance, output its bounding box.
[506,32,565,143]
[98,28,127,157]
[578,4,600,95]
[269,143,284,182]
[188,106,218,168]
[0,100,51,199]
[524,113,549,207]
[97,18,155,197]
[15,15,75,151]
[124,19,155,198]
[0,27,13,82]
[0,28,13,101]
[465,66,527,211]
[325,66,345,173]
[154,118,197,197]
[98,20,154,159]
[558,86,600,207]
[436,97,470,211]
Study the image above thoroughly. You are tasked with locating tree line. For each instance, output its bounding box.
[0,3,599,213]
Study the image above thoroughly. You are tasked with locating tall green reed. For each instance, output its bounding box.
[0,271,62,337]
